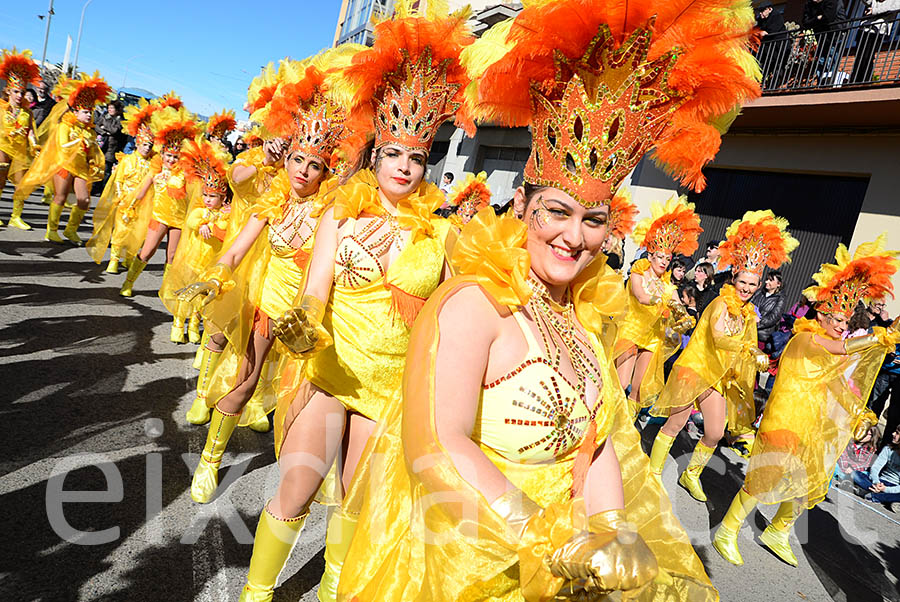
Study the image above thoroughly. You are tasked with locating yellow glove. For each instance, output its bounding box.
[853,409,879,442]
[549,509,658,596]
[272,295,332,358]
[749,347,770,373]
[176,281,221,309]
[844,334,881,355]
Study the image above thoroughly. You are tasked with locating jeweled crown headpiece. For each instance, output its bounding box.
[0,48,41,93]
[151,106,201,154]
[463,0,760,208]
[804,233,899,318]
[123,98,159,147]
[55,71,113,111]
[180,137,231,196]
[336,0,476,155]
[449,171,492,224]
[631,194,702,255]
[719,210,799,277]
[207,109,237,140]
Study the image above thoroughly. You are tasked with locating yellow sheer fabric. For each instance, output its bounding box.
[612,259,679,404]
[744,318,894,508]
[14,112,104,201]
[225,146,280,248]
[651,289,758,435]
[87,151,155,263]
[0,100,36,179]
[336,209,716,602]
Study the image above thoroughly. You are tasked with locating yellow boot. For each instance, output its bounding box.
[62,206,87,245]
[186,346,222,425]
[244,386,271,433]
[45,203,65,243]
[678,440,715,502]
[188,313,202,344]
[239,502,309,601]
[170,316,187,344]
[713,489,758,566]
[105,246,121,274]
[759,500,802,567]
[9,198,32,230]
[648,430,676,477]
[317,508,358,602]
[41,184,53,205]
[119,257,147,297]
[190,405,240,503]
[193,331,210,369]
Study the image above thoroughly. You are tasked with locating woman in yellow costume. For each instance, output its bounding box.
[14,72,110,244]
[118,104,200,298]
[0,48,41,229]
[713,234,899,568]
[597,187,639,354]
[86,98,159,273]
[174,47,356,494]
[236,6,475,599]
[334,0,760,599]
[613,196,702,413]
[446,170,491,228]
[646,211,798,502]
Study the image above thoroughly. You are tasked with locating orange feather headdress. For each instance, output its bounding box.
[242,125,264,148]
[608,185,639,239]
[334,0,476,155]
[0,48,41,93]
[207,109,237,140]
[631,194,702,256]
[449,171,492,224]
[122,98,159,147]
[155,91,183,110]
[54,71,113,111]
[151,106,201,154]
[718,210,799,277]
[462,0,760,208]
[804,234,899,318]
[180,137,231,196]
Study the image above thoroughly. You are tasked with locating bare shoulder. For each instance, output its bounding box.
[436,281,503,340]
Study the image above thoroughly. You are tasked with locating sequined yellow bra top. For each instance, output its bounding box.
[333,213,400,290]
[475,310,601,465]
[268,197,315,256]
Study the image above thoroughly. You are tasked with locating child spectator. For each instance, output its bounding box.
[834,425,879,483]
[851,426,900,506]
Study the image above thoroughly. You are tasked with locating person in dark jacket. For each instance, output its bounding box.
[803,0,842,33]
[31,80,57,126]
[757,2,790,86]
[94,101,126,190]
[752,269,786,352]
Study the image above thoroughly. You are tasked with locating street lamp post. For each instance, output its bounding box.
[71,0,94,76]
[40,0,55,72]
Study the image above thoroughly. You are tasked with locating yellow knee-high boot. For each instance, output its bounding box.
[317,508,358,602]
[106,245,121,273]
[678,440,715,502]
[759,500,803,567]
[188,313,202,344]
[239,502,309,602]
[243,385,271,433]
[186,346,222,425]
[193,331,210,369]
[119,257,147,297]
[9,198,32,230]
[190,405,240,503]
[45,203,65,243]
[62,206,87,245]
[170,315,186,343]
[713,489,758,565]
[648,430,676,477]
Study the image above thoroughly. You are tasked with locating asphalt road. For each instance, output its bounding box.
[1,187,898,602]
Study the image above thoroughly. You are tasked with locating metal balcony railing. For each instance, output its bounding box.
[756,12,900,93]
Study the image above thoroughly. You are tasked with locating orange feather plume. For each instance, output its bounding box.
[179,137,231,195]
[55,71,113,110]
[122,98,158,138]
[0,48,41,91]
[608,186,639,239]
[718,210,799,276]
[155,92,183,110]
[207,109,237,139]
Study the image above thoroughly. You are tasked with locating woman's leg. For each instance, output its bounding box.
[614,347,637,396]
[6,163,31,229]
[45,173,73,242]
[630,349,653,404]
[186,332,229,425]
[165,227,182,264]
[678,389,725,502]
[120,223,168,297]
[61,177,91,244]
[648,403,692,476]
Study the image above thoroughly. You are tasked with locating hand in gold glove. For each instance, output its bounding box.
[549,509,658,595]
[853,409,879,442]
[176,280,221,309]
[749,347,770,373]
[271,295,332,358]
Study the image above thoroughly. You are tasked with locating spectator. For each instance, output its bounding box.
[870,339,900,451]
[803,0,847,85]
[867,298,892,327]
[439,171,454,196]
[756,2,790,86]
[753,269,787,352]
[850,0,900,84]
[670,256,689,288]
[693,261,717,316]
[834,425,879,483]
[95,101,126,188]
[851,425,900,506]
[232,137,248,158]
[803,0,842,33]
[602,234,625,271]
[704,240,722,271]
[24,88,37,108]
[31,79,57,126]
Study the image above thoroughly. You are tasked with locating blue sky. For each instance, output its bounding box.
[1,1,342,118]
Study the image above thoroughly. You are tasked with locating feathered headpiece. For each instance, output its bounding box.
[462,0,760,208]
[54,71,113,111]
[631,194,702,256]
[449,171,492,224]
[718,210,799,277]
[335,0,476,154]
[242,125,264,148]
[0,48,41,93]
[608,185,639,239]
[804,233,899,318]
[264,46,359,165]
[151,106,201,154]
[155,91,183,110]
[123,98,159,147]
[246,59,292,140]
[180,137,231,196]
[207,109,237,140]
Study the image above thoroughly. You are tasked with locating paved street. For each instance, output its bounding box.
[1,187,899,602]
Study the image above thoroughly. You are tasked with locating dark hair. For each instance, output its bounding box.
[694,262,715,285]
[344,139,375,183]
[109,100,123,112]
[890,425,900,452]
[522,182,549,210]
[680,283,699,304]
[848,302,870,333]
[706,240,721,251]
[443,172,454,182]
[671,257,689,276]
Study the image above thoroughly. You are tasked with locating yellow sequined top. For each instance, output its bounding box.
[336,209,718,602]
[148,156,188,228]
[744,318,897,508]
[652,285,759,435]
[0,99,36,177]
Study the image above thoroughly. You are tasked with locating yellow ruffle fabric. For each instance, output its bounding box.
[335,209,717,601]
[224,146,280,248]
[0,100,37,180]
[613,258,679,404]
[651,286,759,435]
[743,320,896,508]
[86,151,155,263]
[14,112,104,201]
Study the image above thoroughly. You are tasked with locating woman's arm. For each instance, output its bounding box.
[629,272,655,305]
[583,438,625,516]
[869,447,890,484]
[230,163,258,185]
[217,215,268,270]
[299,205,339,303]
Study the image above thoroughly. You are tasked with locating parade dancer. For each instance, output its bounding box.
[445,170,491,228]
[647,211,799,501]
[206,109,237,151]
[0,48,41,229]
[714,234,899,567]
